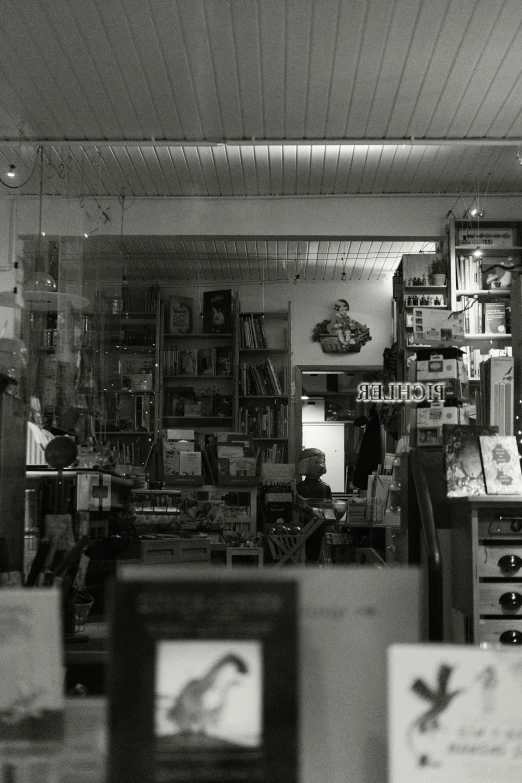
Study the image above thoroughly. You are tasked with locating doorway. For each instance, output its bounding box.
[295,365,385,493]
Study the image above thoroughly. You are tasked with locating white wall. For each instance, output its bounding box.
[13,194,522,239]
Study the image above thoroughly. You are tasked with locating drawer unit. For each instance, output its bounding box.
[477,545,522,578]
[121,537,211,565]
[178,539,211,562]
[450,497,522,646]
[140,539,183,564]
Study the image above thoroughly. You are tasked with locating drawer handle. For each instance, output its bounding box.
[499,592,522,610]
[498,554,522,574]
[499,630,522,645]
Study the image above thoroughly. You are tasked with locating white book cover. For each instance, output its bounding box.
[298,568,421,783]
[0,588,64,742]
[479,435,522,494]
[388,644,522,783]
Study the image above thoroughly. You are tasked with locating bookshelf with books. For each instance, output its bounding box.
[159,290,237,482]
[392,252,450,381]
[448,216,519,382]
[95,285,161,476]
[235,302,292,465]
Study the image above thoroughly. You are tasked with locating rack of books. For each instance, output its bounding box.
[160,291,236,464]
[449,217,519,382]
[235,302,292,466]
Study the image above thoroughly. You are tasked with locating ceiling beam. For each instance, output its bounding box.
[2,137,522,149]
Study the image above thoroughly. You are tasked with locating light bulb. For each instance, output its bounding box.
[473,248,482,258]
[294,274,300,283]
[7,164,15,178]
[341,271,347,281]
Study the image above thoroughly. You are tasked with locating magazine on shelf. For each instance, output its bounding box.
[165,387,195,418]
[443,424,499,497]
[214,345,233,376]
[178,349,197,376]
[168,295,193,335]
[202,289,233,333]
[479,434,522,494]
[197,348,215,376]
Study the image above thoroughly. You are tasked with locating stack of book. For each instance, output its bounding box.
[238,402,289,439]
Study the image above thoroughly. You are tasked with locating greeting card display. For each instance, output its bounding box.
[443,424,498,497]
[479,435,522,494]
[109,569,298,783]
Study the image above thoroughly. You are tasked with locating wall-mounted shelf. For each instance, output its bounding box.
[456,289,511,299]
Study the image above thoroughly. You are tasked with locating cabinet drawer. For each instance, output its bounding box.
[140,539,181,564]
[478,618,522,646]
[479,584,522,616]
[178,540,211,562]
[477,545,522,577]
[479,517,522,540]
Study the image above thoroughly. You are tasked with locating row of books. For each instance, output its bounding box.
[455,254,482,290]
[239,313,268,348]
[103,437,152,468]
[461,346,512,380]
[462,300,510,335]
[238,402,289,439]
[239,359,286,396]
[163,346,232,376]
[259,444,289,464]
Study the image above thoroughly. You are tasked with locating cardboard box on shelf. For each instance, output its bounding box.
[416,358,468,382]
[416,406,459,428]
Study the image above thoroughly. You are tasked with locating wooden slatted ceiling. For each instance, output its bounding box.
[21,235,436,283]
[1,0,522,143]
[2,143,522,197]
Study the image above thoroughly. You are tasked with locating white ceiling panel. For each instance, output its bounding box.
[4,0,522,286]
[1,0,522,146]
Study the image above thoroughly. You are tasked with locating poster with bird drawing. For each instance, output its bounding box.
[155,640,262,748]
[388,644,522,782]
[109,574,298,783]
